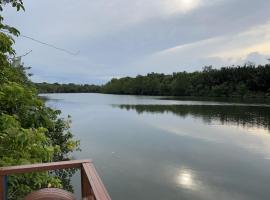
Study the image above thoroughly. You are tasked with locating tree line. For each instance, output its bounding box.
[37,64,270,98]
[36,82,100,93]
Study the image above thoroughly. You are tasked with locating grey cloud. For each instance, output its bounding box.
[2,0,270,83]
[77,0,270,63]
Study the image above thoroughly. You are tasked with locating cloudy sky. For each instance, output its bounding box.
[3,0,270,84]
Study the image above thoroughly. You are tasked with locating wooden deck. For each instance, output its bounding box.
[0,160,111,200]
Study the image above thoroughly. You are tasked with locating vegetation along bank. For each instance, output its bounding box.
[36,64,270,98]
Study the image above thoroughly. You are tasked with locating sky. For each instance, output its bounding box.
[2,0,270,84]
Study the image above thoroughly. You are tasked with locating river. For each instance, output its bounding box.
[43,93,270,200]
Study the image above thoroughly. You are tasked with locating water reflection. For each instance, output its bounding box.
[176,168,195,190]
[116,104,270,131]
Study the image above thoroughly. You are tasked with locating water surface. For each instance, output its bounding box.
[43,93,270,200]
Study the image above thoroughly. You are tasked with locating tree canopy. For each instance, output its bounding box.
[101,65,270,97]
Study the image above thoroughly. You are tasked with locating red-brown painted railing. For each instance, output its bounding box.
[0,160,111,200]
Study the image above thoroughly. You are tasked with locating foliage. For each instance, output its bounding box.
[36,65,270,98]
[100,65,270,98]
[0,1,79,199]
[36,82,101,93]
[0,115,62,199]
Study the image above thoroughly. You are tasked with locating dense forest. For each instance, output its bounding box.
[36,83,100,93]
[37,64,270,98]
[0,1,79,199]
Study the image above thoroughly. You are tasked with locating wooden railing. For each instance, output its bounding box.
[0,160,111,200]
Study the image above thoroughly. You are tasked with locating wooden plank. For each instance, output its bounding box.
[82,163,111,200]
[0,160,91,176]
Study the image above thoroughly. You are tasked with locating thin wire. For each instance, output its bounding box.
[20,34,80,55]
[15,49,32,58]
[1,30,79,55]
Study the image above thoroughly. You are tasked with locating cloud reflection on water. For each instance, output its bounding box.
[176,168,196,190]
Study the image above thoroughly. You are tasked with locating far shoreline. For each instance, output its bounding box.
[39,93,270,104]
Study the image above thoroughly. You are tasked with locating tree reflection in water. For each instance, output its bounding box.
[115,104,270,131]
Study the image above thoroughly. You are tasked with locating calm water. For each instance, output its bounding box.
[43,93,270,200]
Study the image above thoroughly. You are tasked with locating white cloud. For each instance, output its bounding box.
[161,0,221,15]
[158,0,201,15]
[135,21,270,73]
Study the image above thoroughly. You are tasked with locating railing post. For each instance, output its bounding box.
[0,175,5,200]
[81,165,94,200]
[0,176,8,200]
[4,176,7,200]
[82,162,111,200]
